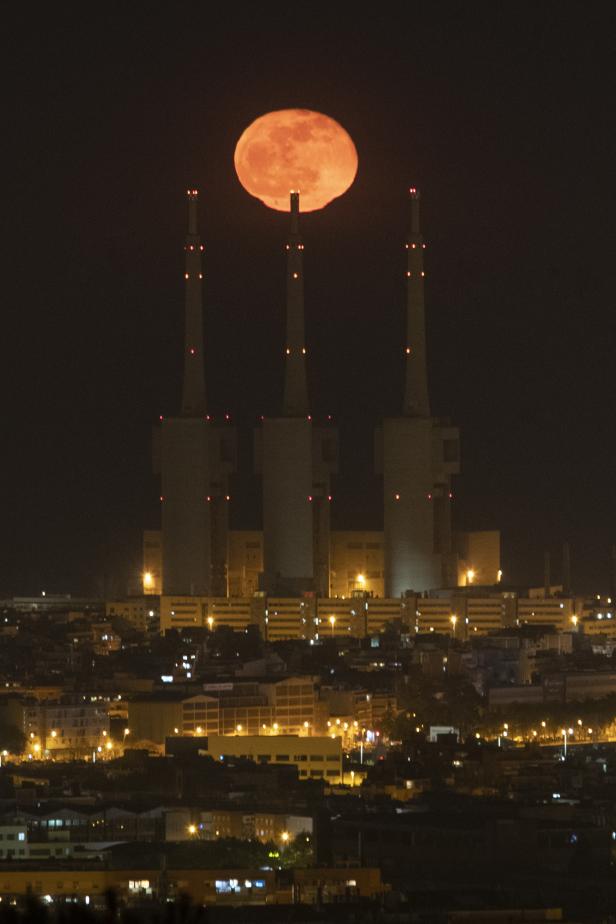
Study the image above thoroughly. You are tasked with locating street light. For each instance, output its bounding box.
[562,728,568,758]
[280,831,290,844]
[450,614,457,636]
[207,616,214,631]
[329,615,336,636]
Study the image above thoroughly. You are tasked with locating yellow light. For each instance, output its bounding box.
[571,615,578,626]
[207,616,214,629]
[236,724,243,733]
[143,571,154,589]
[541,721,546,728]
[196,726,202,734]
[329,615,336,625]
[357,573,365,585]
[124,728,130,736]
[174,727,179,734]
[273,723,279,731]
[33,743,40,753]
[497,569,503,582]
[50,730,57,738]
[281,831,290,843]
[105,741,112,750]
[303,721,309,728]
[466,569,475,585]
[188,824,197,835]
[450,615,457,626]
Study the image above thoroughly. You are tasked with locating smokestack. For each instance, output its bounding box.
[282,191,309,417]
[181,188,206,417]
[403,187,430,417]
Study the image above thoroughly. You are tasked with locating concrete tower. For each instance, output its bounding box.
[158,189,236,596]
[376,188,460,596]
[256,192,337,596]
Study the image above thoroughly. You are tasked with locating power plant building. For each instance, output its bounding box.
[147,188,494,619]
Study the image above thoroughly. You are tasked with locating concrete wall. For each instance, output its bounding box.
[261,418,313,594]
[161,418,210,595]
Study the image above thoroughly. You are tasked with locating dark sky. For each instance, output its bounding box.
[3,5,615,596]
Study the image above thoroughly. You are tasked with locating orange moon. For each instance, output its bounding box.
[234,109,358,212]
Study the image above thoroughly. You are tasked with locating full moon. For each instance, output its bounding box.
[234,109,358,212]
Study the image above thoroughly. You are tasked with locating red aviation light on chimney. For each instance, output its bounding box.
[189,347,196,355]
[409,187,417,196]
[225,495,231,502]
[328,495,332,502]
[206,496,211,502]
[224,413,231,421]
[159,415,164,421]
[307,495,313,502]
[159,495,164,502]
[394,493,401,501]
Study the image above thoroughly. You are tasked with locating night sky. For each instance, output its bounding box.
[3,5,615,596]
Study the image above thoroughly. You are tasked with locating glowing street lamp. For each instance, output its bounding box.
[466,569,475,585]
[329,615,336,636]
[207,616,214,631]
[450,614,457,636]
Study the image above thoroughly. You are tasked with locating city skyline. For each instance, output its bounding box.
[2,6,614,595]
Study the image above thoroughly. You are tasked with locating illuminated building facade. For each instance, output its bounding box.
[150,527,500,599]
[127,677,319,746]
